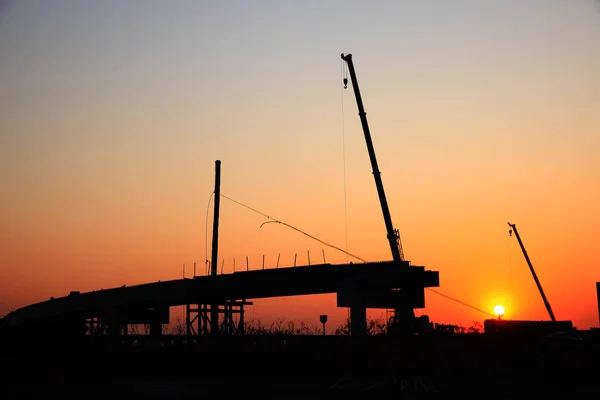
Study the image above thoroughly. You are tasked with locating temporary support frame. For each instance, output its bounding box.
[85,316,129,336]
[185,299,252,336]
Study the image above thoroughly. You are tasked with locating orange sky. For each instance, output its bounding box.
[1,1,599,331]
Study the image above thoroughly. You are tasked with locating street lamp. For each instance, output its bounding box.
[319,314,328,335]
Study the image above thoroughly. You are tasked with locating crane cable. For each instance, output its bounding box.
[216,193,495,319]
[426,288,495,318]
[508,228,515,305]
[340,57,350,264]
[220,193,367,263]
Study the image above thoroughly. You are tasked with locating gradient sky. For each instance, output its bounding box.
[1,0,599,331]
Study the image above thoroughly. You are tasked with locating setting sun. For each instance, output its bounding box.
[494,305,505,317]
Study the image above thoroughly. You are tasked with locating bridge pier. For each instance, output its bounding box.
[350,306,367,336]
[150,322,162,336]
[107,323,121,336]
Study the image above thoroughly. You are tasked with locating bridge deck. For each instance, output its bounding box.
[2,261,439,327]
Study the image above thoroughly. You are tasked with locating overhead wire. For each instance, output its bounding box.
[218,193,494,319]
[259,220,367,263]
[426,288,496,318]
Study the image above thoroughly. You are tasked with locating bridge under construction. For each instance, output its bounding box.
[3,53,443,339]
[2,260,440,337]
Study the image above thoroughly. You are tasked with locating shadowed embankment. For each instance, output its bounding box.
[2,333,599,397]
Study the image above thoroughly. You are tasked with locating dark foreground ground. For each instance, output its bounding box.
[2,333,599,398]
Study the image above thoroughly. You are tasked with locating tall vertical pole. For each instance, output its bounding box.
[596,282,600,327]
[210,160,221,335]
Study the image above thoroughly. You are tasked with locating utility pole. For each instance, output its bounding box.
[210,160,222,335]
[320,315,328,336]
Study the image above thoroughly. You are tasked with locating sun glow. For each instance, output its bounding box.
[494,304,505,317]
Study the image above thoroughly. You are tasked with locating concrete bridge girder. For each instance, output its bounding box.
[2,262,440,338]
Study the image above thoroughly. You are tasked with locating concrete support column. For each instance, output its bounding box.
[64,316,87,338]
[150,322,162,336]
[107,323,121,336]
[185,304,192,336]
[350,306,366,336]
[239,302,245,335]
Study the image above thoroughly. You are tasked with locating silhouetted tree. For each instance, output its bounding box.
[269,318,287,334]
[242,318,320,335]
[433,323,460,334]
[244,319,269,335]
[367,318,388,335]
[433,322,483,335]
[334,321,351,336]
[466,321,483,334]
[170,317,186,335]
[136,324,170,334]
[333,318,388,335]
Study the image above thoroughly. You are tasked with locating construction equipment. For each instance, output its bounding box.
[341,53,415,332]
[341,53,404,263]
[508,222,557,322]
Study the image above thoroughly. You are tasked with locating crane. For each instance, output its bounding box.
[508,222,557,322]
[341,53,404,263]
[341,53,415,333]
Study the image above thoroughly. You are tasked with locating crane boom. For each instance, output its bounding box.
[341,53,404,262]
[508,222,557,322]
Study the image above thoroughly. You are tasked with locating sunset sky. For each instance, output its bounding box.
[1,0,599,332]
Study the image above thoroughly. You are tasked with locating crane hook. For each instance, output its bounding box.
[343,78,348,89]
